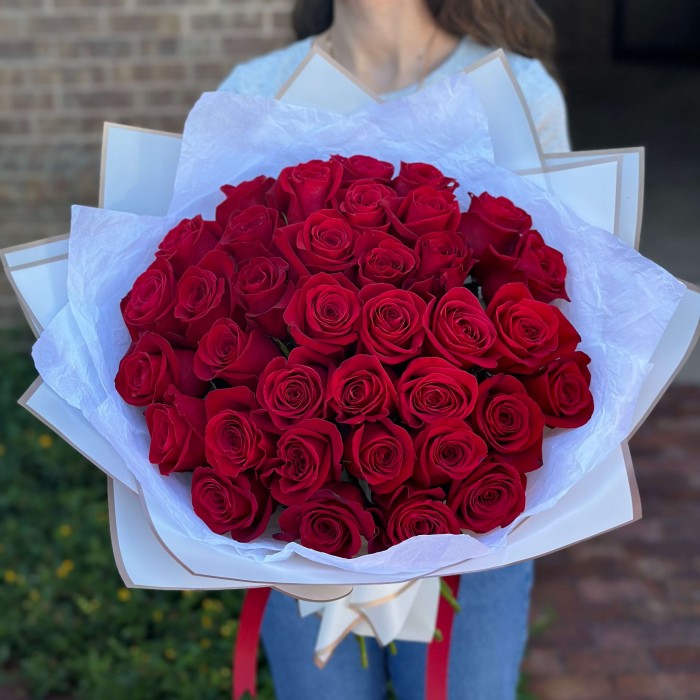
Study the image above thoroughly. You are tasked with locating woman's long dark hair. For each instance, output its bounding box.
[292,0,558,78]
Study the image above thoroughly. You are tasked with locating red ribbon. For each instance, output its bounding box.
[233,587,271,700]
[425,575,461,700]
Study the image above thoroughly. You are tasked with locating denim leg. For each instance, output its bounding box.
[387,561,535,700]
[261,589,388,700]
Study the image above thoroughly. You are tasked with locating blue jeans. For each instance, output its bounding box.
[261,561,534,700]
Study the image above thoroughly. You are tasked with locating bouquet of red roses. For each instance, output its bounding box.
[115,154,593,558]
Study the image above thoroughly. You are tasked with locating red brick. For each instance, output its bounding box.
[527,675,614,700]
[616,673,700,698]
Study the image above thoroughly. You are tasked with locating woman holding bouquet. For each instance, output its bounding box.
[219,0,569,698]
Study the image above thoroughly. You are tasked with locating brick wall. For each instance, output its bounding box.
[0,0,295,328]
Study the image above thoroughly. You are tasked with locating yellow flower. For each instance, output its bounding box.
[0,443,6,457]
[38,434,53,449]
[117,587,131,602]
[29,589,41,602]
[219,621,235,638]
[58,524,73,538]
[56,559,74,578]
[152,609,164,622]
[4,569,17,584]
[201,614,213,630]
[164,648,177,660]
[199,638,211,650]
[202,597,224,613]
[219,667,231,679]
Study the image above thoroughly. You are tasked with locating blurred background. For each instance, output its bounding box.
[0,1,698,698]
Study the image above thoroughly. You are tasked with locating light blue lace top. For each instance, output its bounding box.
[219,36,571,154]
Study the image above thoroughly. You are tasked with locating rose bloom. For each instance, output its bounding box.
[447,457,527,534]
[487,282,580,374]
[269,418,343,506]
[391,160,458,197]
[344,419,415,495]
[471,374,545,473]
[354,231,418,286]
[413,230,474,292]
[155,215,221,275]
[396,357,478,429]
[215,175,275,228]
[340,180,394,229]
[326,354,397,424]
[192,467,273,541]
[520,351,594,428]
[275,484,375,558]
[331,154,394,185]
[386,185,461,242]
[217,204,278,262]
[145,387,206,475]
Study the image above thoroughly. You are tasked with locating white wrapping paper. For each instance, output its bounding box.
[31,72,685,585]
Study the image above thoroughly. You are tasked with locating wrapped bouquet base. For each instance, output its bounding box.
[4,48,699,699]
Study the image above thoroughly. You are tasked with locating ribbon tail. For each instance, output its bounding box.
[233,587,271,700]
[425,575,461,700]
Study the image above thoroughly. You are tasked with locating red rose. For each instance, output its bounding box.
[386,186,461,242]
[396,357,478,428]
[217,205,278,263]
[358,283,429,364]
[354,231,418,286]
[120,257,180,341]
[156,215,221,275]
[283,272,361,355]
[392,161,458,197]
[371,485,461,551]
[340,180,394,229]
[414,419,488,487]
[274,209,358,277]
[269,418,343,506]
[459,192,531,262]
[426,286,498,369]
[193,318,280,386]
[268,158,343,224]
[174,250,236,341]
[192,467,273,541]
[447,458,526,533]
[344,419,415,495]
[115,332,205,406]
[233,256,295,339]
[326,354,397,425]
[215,175,275,228]
[487,282,580,374]
[413,230,474,292]
[331,154,394,185]
[472,374,545,473]
[520,351,594,428]
[275,484,375,558]
[204,387,272,477]
[145,387,206,475]
[256,347,328,431]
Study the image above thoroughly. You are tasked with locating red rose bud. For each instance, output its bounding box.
[173,250,236,342]
[115,332,205,406]
[414,419,488,487]
[326,354,397,425]
[397,357,478,429]
[385,185,461,242]
[193,318,281,386]
[447,458,526,534]
[344,419,415,495]
[330,154,395,185]
[192,467,274,541]
[520,351,594,429]
[372,485,461,551]
[233,256,295,339]
[274,209,359,277]
[391,161,458,197]
[268,158,343,224]
[472,374,545,473]
[458,192,531,261]
[120,257,180,341]
[354,231,418,286]
[269,418,343,506]
[256,347,328,431]
[215,175,276,229]
[217,204,278,263]
[145,387,206,475]
[283,272,361,356]
[358,283,429,365]
[487,282,581,375]
[426,286,498,369]
[204,387,272,477]
[155,215,221,275]
[274,484,375,558]
[340,180,394,229]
